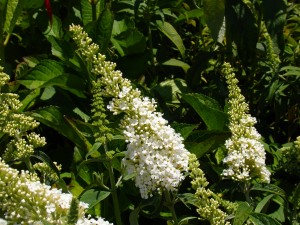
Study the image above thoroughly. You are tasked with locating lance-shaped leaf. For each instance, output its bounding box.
[4,0,25,34]
[203,0,225,42]
[156,20,186,59]
[182,93,228,130]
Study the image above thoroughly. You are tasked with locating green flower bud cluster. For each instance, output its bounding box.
[70,24,113,143]
[0,66,46,162]
[261,22,281,71]
[33,162,62,183]
[221,63,270,183]
[188,154,236,225]
[279,136,300,175]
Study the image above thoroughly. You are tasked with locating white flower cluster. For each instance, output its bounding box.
[116,96,189,199]
[0,159,113,225]
[222,63,270,183]
[70,25,190,199]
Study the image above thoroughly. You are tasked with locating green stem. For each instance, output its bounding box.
[3,32,10,46]
[0,9,4,65]
[243,182,251,204]
[104,143,123,225]
[24,157,34,173]
[164,190,178,225]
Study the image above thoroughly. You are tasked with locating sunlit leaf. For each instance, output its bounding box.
[4,0,25,34]
[182,93,228,130]
[233,202,253,225]
[156,20,186,59]
[162,58,190,73]
[30,106,92,151]
[249,213,281,225]
[80,188,110,209]
[251,184,287,200]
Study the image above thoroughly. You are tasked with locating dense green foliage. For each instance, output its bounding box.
[1,0,300,224]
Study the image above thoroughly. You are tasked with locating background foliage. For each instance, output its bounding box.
[1,0,300,224]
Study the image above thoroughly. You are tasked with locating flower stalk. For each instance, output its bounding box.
[164,190,178,225]
[105,143,123,225]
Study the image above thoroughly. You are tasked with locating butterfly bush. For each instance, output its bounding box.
[0,158,113,225]
[70,24,190,199]
[221,62,271,183]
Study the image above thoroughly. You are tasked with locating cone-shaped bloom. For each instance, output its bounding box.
[222,63,270,183]
[70,24,190,199]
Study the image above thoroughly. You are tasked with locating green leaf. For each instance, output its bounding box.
[43,73,86,98]
[40,86,56,100]
[162,58,190,73]
[176,8,204,23]
[185,130,230,158]
[250,184,286,200]
[203,0,225,42]
[30,106,91,151]
[111,19,146,56]
[81,0,93,25]
[17,59,86,98]
[19,88,41,111]
[17,59,65,89]
[280,66,300,76]
[233,202,252,225]
[182,93,228,130]
[23,0,43,9]
[156,20,186,59]
[177,193,201,209]
[80,189,110,209]
[178,217,198,225]
[81,0,103,25]
[4,0,25,34]
[93,6,114,52]
[152,79,190,104]
[47,36,74,61]
[268,197,285,223]
[85,142,102,159]
[249,213,281,225]
[129,206,140,225]
[292,183,300,207]
[171,122,198,140]
[67,198,79,225]
[233,202,253,225]
[255,194,274,213]
[43,15,63,39]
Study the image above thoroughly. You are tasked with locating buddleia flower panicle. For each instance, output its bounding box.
[0,158,113,225]
[221,62,271,183]
[188,153,237,225]
[0,66,46,162]
[70,24,190,199]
